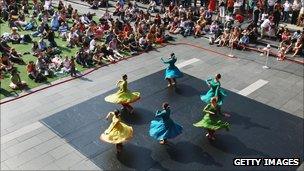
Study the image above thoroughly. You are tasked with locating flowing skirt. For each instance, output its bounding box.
[164,66,183,79]
[193,114,230,131]
[100,122,133,144]
[149,119,183,140]
[105,90,140,104]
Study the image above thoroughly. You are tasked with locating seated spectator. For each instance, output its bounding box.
[194,16,206,37]
[67,28,79,47]
[32,23,45,37]
[0,53,13,72]
[24,15,38,31]
[277,46,287,61]
[27,61,39,81]
[36,57,50,76]
[147,0,157,13]
[108,37,124,59]
[9,69,27,90]
[139,35,151,51]
[58,22,69,40]
[51,12,60,31]
[292,38,303,57]
[291,30,302,42]
[75,48,91,67]
[62,56,72,73]
[10,27,21,43]
[238,31,250,50]
[38,38,47,51]
[218,28,230,46]
[9,48,24,64]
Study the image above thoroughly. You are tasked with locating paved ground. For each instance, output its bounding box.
[1,1,303,170]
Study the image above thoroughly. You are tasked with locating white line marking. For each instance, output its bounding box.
[176,58,200,68]
[238,79,269,96]
[1,122,43,144]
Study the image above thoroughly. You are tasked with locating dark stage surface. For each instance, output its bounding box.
[41,71,303,170]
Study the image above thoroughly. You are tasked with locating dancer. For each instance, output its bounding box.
[100,110,133,154]
[105,74,140,113]
[149,102,183,144]
[193,97,230,140]
[161,53,183,87]
[201,74,227,106]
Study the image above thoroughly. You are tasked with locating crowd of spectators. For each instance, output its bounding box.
[0,0,304,91]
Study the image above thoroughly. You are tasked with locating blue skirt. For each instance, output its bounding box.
[165,66,183,79]
[200,89,227,106]
[149,119,183,140]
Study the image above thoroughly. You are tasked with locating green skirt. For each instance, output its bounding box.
[193,114,230,131]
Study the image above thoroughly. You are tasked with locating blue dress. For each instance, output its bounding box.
[149,108,183,141]
[162,58,183,79]
[200,78,227,106]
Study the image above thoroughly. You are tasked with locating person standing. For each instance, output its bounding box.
[200,74,227,106]
[283,0,292,22]
[161,53,183,87]
[291,0,301,24]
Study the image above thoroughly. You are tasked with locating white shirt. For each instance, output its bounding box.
[89,39,96,51]
[261,19,270,28]
[283,2,291,11]
[268,0,275,6]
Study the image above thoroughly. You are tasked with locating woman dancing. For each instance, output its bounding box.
[161,53,183,87]
[193,97,230,140]
[100,110,133,154]
[201,74,227,106]
[105,74,140,114]
[149,102,183,144]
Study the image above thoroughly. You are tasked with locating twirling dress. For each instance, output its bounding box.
[149,108,183,140]
[105,80,140,104]
[193,104,230,131]
[162,57,183,79]
[200,78,227,106]
[100,112,133,144]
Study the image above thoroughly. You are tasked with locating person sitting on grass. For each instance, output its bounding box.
[67,27,79,48]
[9,69,27,90]
[61,56,71,73]
[58,21,69,40]
[38,38,47,51]
[10,27,21,44]
[36,57,50,76]
[0,53,13,72]
[32,22,45,37]
[51,12,60,31]
[108,37,124,59]
[9,48,24,64]
[24,15,38,31]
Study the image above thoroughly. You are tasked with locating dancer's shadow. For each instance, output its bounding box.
[117,144,168,170]
[210,134,270,157]
[165,141,223,167]
[174,84,201,97]
[77,76,93,82]
[225,111,270,130]
[120,107,154,125]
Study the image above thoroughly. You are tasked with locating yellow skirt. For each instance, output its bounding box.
[100,122,133,144]
[105,91,140,104]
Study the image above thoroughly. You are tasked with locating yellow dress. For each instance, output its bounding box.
[100,113,133,144]
[105,80,140,104]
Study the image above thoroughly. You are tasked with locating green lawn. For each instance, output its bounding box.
[0,13,133,99]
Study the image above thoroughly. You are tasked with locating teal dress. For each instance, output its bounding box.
[149,108,183,141]
[193,104,230,131]
[161,57,183,79]
[200,78,227,106]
